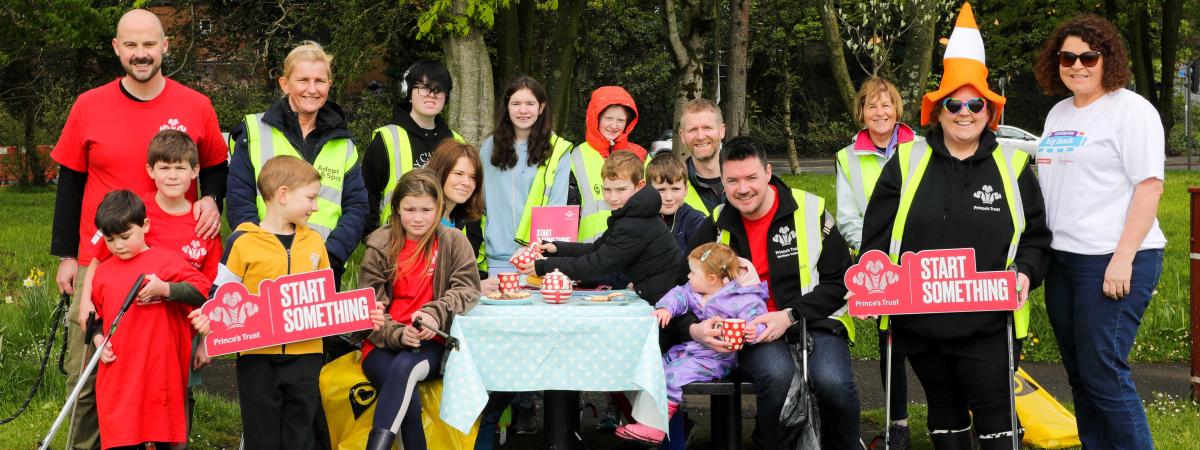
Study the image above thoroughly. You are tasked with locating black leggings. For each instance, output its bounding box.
[906,340,1019,449]
[361,340,445,450]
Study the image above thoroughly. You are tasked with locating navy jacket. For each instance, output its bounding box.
[226,97,368,265]
[665,203,708,258]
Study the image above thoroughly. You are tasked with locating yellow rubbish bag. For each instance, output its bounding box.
[1015,367,1081,449]
[320,350,479,450]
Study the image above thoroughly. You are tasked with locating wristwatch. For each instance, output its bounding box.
[784,308,798,324]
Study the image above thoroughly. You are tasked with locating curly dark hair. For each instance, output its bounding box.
[1034,14,1131,96]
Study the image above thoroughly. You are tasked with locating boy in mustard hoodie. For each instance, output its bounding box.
[195,155,347,449]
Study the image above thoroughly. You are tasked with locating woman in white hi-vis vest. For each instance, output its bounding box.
[860,4,1052,450]
[834,76,917,449]
[1033,15,1165,450]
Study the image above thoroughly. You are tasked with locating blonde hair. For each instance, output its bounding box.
[679,98,723,126]
[852,77,903,126]
[386,169,444,274]
[257,155,320,201]
[688,243,738,281]
[601,150,644,184]
[282,41,334,81]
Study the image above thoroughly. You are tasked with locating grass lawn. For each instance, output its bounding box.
[1,170,1197,448]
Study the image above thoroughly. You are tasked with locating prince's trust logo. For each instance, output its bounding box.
[772,225,795,247]
[973,185,1002,212]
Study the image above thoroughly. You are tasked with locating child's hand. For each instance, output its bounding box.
[517,260,537,276]
[412,311,439,340]
[93,334,116,364]
[77,297,96,331]
[653,309,672,328]
[370,301,386,330]
[537,241,558,254]
[137,274,169,303]
[188,309,211,335]
[480,277,501,295]
[192,343,210,370]
[400,325,422,348]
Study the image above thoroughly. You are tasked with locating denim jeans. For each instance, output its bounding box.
[738,328,860,450]
[1045,249,1163,450]
[473,392,515,450]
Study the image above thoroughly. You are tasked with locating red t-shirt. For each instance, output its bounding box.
[93,192,222,282]
[51,78,228,265]
[742,185,781,311]
[363,240,440,358]
[91,246,212,449]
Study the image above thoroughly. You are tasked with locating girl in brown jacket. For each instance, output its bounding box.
[357,169,480,450]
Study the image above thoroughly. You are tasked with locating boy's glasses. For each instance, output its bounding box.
[413,85,446,99]
[1057,51,1102,68]
[942,97,987,115]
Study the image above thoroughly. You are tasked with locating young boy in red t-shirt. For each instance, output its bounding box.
[89,190,212,449]
[76,130,223,445]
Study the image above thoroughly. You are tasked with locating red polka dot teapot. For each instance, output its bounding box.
[540,269,573,304]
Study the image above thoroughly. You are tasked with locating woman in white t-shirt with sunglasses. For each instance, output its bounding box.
[1033,15,1165,450]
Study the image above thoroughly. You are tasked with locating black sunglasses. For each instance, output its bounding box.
[942,97,987,115]
[1058,51,1101,68]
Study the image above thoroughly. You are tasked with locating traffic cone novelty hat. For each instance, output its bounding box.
[920,2,1005,129]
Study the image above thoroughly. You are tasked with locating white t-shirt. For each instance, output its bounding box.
[1036,88,1166,254]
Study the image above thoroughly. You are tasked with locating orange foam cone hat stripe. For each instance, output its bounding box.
[920,2,1005,130]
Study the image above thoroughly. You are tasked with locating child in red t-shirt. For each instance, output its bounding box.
[76,130,222,444]
[356,169,480,450]
[89,190,211,449]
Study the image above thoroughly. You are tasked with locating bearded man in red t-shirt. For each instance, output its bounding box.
[48,9,228,450]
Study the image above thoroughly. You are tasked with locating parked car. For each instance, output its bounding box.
[650,129,673,157]
[995,124,1039,157]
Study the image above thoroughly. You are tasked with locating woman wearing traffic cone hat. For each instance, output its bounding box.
[860,4,1052,449]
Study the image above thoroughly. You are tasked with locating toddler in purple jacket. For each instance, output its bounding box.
[616,242,768,445]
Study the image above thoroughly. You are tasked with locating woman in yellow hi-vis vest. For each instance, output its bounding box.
[227,41,367,287]
[568,86,647,245]
[362,60,465,234]
[860,5,1051,450]
[835,76,919,449]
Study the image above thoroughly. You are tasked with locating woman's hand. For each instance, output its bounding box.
[846,291,877,320]
[370,301,386,330]
[188,309,211,335]
[689,317,731,353]
[1103,255,1133,300]
[412,311,439,340]
[653,309,672,328]
[1015,272,1031,308]
[749,311,792,343]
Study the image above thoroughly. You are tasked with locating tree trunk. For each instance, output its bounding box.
[897,0,937,126]
[666,0,707,154]
[497,3,520,91]
[1130,4,1155,103]
[551,0,585,133]
[724,0,751,137]
[1157,0,1181,138]
[819,0,856,117]
[20,104,44,186]
[443,20,494,146]
[782,50,800,174]
[517,0,535,74]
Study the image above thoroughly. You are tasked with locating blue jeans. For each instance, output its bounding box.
[1045,249,1163,450]
[738,328,860,450]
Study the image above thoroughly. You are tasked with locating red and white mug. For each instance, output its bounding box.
[716,318,747,351]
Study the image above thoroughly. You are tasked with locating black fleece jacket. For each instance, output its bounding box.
[226,97,368,266]
[535,187,681,303]
[665,176,853,344]
[362,103,456,235]
[860,128,1051,347]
